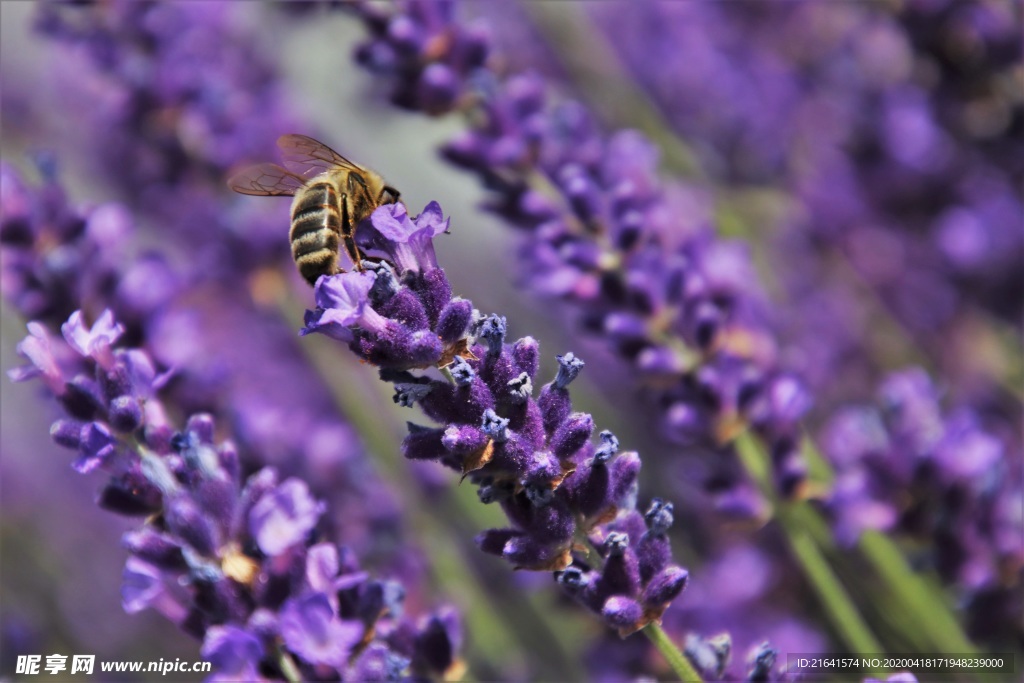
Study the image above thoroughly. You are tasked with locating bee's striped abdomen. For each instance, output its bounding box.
[290,181,341,285]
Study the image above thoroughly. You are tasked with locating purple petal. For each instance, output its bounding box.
[279,592,362,670]
[313,271,377,326]
[121,557,166,614]
[201,625,264,682]
[73,422,116,473]
[9,322,65,393]
[414,201,450,237]
[62,309,124,366]
[369,202,416,242]
[249,478,324,556]
[306,543,339,594]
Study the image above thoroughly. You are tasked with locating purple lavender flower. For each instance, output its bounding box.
[822,368,1022,642]
[9,310,464,681]
[351,1,490,114]
[346,2,815,511]
[301,201,689,635]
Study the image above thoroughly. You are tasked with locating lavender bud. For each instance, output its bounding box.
[441,424,488,454]
[477,313,507,356]
[690,301,722,349]
[601,595,643,631]
[448,356,476,386]
[403,424,448,461]
[97,364,133,404]
[596,534,641,601]
[550,412,594,460]
[412,610,461,676]
[511,336,540,379]
[507,371,533,404]
[436,297,473,343]
[122,529,186,571]
[594,430,619,463]
[184,414,216,444]
[538,383,572,435]
[475,528,519,557]
[108,395,143,432]
[644,498,674,535]
[166,495,220,557]
[98,470,163,516]
[604,532,629,557]
[477,479,514,504]
[641,565,689,608]
[609,452,641,506]
[393,382,432,407]
[59,376,104,421]
[553,352,584,389]
[481,409,510,443]
[417,63,460,115]
[50,418,83,449]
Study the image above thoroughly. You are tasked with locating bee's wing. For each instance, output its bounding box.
[277,134,365,177]
[227,163,306,196]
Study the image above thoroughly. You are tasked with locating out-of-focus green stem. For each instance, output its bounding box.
[736,433,884,661]
[644,622,704,682]
[277,647,302,683]
[799,437,978,654]
[858,531,977,654]
[742,432,978,661]
[781,510,885,663]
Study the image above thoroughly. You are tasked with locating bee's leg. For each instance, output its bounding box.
[339,192,364,272]
[377,185,401,204]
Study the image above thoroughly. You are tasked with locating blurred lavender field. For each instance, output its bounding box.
[1,2,1021,682]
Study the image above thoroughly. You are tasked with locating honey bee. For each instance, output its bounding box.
[228,134,401,285]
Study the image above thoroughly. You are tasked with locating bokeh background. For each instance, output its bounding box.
[2,1,1021,681]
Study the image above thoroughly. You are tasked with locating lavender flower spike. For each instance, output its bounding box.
[11,311,463,681]
[303,201,689,635]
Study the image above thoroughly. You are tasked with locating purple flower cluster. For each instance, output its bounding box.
[822,368,1022,644]
[348,1,813,507]
[1,161,157,331]
[6,0,1016,677]
[352,1,490,115]
[302,202,689,635]
[586,0,1022,402]
[339,2,1024,670]
[9,310,462,681]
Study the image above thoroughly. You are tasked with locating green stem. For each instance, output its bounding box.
[744,433,978,659]
[799,438,976,653]
[858,531,977,654]
[643,622,703,682]
[277,647,302,683]
[736,433,885,663]
[781,510,885,662]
